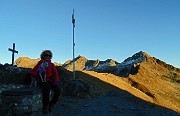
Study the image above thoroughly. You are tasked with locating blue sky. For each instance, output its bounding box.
[0,0,180,68]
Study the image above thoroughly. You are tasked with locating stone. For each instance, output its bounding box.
[1,88,43,116]
[63,79,92,98]
[2,88,41,96]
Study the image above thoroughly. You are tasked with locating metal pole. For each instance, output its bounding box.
[12,43,15,66]
[72,9,75,80]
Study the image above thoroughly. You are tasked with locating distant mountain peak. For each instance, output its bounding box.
[14,57,61,68]
[14,57,41,68]
[117,51,180,77]
[63,55,88,71]
[134,51,179,71]
[123,51,146,64]
[75,55,88,61]
[105,59,119,66]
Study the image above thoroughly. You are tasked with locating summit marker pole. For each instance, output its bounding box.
[72,9,75,80]
[8,43,18,66]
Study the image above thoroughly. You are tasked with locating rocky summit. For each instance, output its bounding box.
[0,51,180,115]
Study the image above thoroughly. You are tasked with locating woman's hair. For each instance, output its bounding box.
[40,50,53,59]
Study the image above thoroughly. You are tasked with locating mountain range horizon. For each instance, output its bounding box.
[14,51,179,70]
[0,50,180,114]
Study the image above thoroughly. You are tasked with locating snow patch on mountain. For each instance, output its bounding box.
[94,62,110,71]
[115,51,146,76]
[85,59,118,72]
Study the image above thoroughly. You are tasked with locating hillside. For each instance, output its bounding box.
[14,57,62,68]
[63,51,180,113]
[14,57,40,68]
[63,55,119,71]
[75,66,180,113]
[12,51,180,113]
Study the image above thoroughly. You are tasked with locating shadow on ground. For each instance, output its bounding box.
[0,66,179,116]
[52,69,179,116]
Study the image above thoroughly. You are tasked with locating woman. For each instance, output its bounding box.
[29,50,61,114]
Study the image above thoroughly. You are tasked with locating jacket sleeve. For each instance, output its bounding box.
[29,61,41,79]
[52,63,59,82]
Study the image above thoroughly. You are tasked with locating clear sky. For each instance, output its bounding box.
[0,0,180,68]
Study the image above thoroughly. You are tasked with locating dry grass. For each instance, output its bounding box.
[13,54,180,113]
[76,68,180,113]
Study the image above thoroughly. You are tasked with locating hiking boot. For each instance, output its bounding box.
[43,104,49,114]
[49,102,55,112]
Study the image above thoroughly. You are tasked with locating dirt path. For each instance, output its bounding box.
[50,91,179,116]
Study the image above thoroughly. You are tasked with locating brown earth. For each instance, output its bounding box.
[75,69,180,113]
[74,54,180,113]
[14,57,62,68]
[13,52,180,113]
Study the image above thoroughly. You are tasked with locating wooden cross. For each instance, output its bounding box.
[8,43,18,66]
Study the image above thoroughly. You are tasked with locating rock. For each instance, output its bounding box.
[1,88,43,116]
[63,79,92,98]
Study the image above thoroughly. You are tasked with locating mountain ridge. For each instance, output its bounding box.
[14,57,62,68]
[1,51,180,113]
[14,51,179,72]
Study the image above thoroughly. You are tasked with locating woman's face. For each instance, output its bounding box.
[43,52,52,60]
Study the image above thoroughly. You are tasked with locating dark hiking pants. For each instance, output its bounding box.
[39,81,61,105]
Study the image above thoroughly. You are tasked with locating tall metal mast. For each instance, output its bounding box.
[72,9,75,80]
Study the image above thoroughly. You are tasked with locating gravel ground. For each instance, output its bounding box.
[1,85,179,116]
[49,91,179,116]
